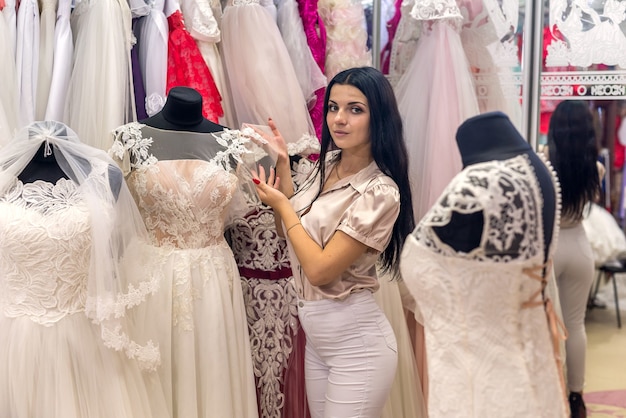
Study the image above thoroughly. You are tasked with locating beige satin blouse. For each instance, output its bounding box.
[287,153,400,301]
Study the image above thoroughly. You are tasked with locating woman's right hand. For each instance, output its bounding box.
[250,118,289,164]
[253,165,288,209]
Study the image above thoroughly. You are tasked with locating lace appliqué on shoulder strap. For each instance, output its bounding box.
[414,154,543,263]
[110,122,158,173]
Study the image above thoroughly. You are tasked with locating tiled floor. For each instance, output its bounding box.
[584,279,626,417]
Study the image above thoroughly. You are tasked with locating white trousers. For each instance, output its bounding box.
[554,223,595,392]
[298,291,398,418]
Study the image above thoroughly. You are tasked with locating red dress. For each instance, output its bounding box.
[166,10,223,122]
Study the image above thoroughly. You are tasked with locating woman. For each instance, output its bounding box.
[252,66,415,418]
[548,100,602,418]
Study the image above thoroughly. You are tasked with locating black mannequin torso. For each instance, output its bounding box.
[434,112,556,261]
[141,87,227,133]
[17,143,123,199]
[18,143,70,184]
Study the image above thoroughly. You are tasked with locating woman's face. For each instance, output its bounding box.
[326,84,371,155]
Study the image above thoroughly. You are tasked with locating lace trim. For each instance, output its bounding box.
[410,0,462,21]
[287,133,321,156]
[110,122,158,171]
[100,323,161,371]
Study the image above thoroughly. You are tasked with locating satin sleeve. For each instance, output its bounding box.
[337,181,400,252]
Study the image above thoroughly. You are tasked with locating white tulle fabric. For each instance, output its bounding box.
[109,122,260,418]
[374,271,427,418]
[395,15,479,220]
[66,0,135,151]
[35,0,55,120]
[221,0,315,143]
[400,154,568,418]
[0,121,168,417]
[44,0,73,122]
[0,14,20,144]
[2,0,17,57]
[276,0,327,107]
[16,0,39,126]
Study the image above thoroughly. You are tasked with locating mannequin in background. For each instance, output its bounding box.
[400,112,568,418]
[109,87,259,418]
[548,100,602,418]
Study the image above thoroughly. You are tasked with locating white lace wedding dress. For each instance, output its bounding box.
[110,122,259,418]
[0,170,168,418]
[400,154,568,418]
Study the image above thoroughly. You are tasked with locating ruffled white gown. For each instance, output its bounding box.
[220,0,315,143]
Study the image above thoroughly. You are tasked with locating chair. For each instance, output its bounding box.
[590,261,623,328]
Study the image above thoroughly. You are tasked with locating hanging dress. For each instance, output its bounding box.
[110,123,259,418]
[220,0,315,143]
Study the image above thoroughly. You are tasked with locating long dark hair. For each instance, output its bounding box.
[306,66,415,276]
[547,100,600,221]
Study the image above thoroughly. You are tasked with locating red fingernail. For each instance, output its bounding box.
[253,178,260,184]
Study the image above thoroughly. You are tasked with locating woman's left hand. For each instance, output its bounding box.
[253,165,288,208]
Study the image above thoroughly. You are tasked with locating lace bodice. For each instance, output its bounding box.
[129,160,237,248]
[401,155,567,417]
[110,122,255,249]
[0,178,91,326]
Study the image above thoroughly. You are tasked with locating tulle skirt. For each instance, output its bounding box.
[132,241,259,418]
[0,314,169,418]
[66,0,134,151]
[221,2,314,143]
[395,20,479,220]
[374,274,427,418]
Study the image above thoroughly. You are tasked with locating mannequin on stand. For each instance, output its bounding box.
[400,111,568,418]
[434,111,555,259]
[141,86,226,133]
[18,123,122,198]
[109,86,260,418]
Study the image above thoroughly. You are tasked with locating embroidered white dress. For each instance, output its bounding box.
[110,122,259,418]
[400,154,568,418]
[0,170,168,418]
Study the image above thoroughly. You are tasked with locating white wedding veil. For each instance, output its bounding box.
[0,121,161,371]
